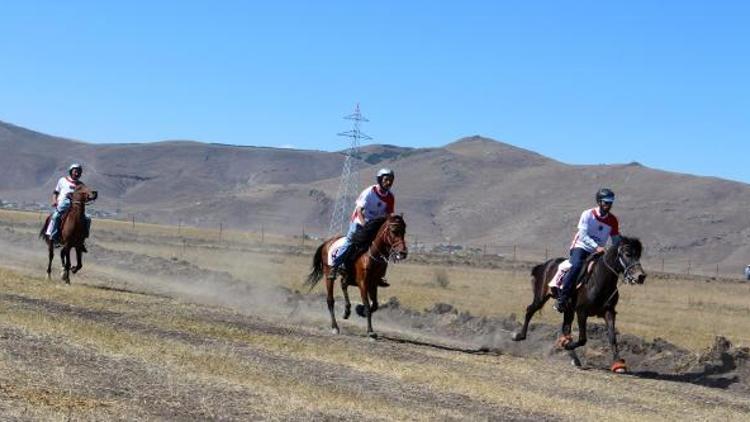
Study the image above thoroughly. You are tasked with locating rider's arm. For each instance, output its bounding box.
[51,192,59,206]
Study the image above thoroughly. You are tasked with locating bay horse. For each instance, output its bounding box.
[40,183,98,283]
[511,236,646,373]
[306,215,407,338]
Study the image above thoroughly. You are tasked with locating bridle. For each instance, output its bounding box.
[601,244,642,306]
[367,219,406,264]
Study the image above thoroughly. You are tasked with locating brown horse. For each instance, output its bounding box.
[511,236,646,373]
[40,183,97,283]
[306,215,407,338]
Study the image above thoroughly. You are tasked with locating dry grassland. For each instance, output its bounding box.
[0,209,749,420]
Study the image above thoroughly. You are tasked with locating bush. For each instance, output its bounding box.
[434,269,450,289]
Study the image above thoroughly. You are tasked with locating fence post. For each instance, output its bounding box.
[301,225,305,247]
[687,259,691,276]
[132,214,135,229]
[219,222,223,242]
[178,219,182,235]
[261,225,264,244]
[661,258,665,272]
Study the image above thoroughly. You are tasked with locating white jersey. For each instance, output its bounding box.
[54,176,80,203]
[570,207,620,252]
[352,184,395,225]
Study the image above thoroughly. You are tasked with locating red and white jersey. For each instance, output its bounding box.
[352,184,395,225]
[570,207,619,252]
[54,176,80,202]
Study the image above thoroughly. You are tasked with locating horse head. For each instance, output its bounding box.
[616,237,646,285]
[381,214,408,262]
[72,184,98,203]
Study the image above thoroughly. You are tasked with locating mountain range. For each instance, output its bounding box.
[2,120,749,273]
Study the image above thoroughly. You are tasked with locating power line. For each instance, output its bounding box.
[328,103,372,236]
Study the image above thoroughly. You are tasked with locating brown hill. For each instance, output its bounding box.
[2,120,749,273]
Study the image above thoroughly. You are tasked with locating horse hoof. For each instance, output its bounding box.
[555,335,573,349]
[511,332,526,342]
[611,360,627,374]
[331,328,340,335]
[570,356,582,367]
[368,332,378,340]
[343,308,351,320]
[355,304,366,318]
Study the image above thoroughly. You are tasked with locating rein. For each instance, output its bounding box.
[600,247,640,307]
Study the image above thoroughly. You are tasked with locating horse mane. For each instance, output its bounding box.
[616,236,643,258]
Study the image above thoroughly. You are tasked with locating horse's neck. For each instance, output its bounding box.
[593,250,620,287]
[370,226,390,253]
[67,201,84,217]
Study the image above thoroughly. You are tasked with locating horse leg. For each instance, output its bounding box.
[61,247,71,284]
[605,309,627,373]
[555,309,575,349]
[325,275,340,335]
[71,247,83,273]
[565,309,588,350]
[512,293,551,341]
[358,284,376,339]
[46,241,53,279]
[369,282,379,314]
[341,282,352,320]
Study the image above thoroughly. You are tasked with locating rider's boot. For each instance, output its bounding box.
[554,295,569,313]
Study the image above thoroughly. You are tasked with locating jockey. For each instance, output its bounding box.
[46,163,92,248]
[554,188,621,313]
[328,168,396,285]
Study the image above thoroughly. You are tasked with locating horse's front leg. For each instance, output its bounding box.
[605,309,627,373]
[565,309,588,350]
[368,281,379,314]
[60,247,71,284]
[71,247,83,274]
[357,282,376,339]
[46,241,54,279]
[340,280,352,320]
[325,272,340,334]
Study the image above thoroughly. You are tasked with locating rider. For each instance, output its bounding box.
[554,188,621,313]
[46,163,91,249]
[328,168,395,285]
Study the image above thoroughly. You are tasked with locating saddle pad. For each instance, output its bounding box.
[549,259,572,289]
[327,237,347,266]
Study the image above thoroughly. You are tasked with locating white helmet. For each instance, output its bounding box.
[376,168,394,181]
[68,163,83,176]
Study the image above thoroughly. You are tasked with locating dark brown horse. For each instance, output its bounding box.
[511,237,646,372]
[40,183,97,283]
[306,215,407,338]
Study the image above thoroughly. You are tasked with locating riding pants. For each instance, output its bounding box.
[559,247,591,300]
[332,222,362,268]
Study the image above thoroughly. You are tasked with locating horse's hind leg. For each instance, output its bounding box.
[71,247,83,274]
[512,294,551,341]
[325,276,340,334]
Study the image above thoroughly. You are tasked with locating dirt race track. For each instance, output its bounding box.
[0,214,748,420]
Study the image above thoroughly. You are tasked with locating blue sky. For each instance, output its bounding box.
[2,1,749,182]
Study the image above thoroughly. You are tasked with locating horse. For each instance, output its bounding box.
[306,215,408,338]
[40,183,98,283]
[511,236,647,373]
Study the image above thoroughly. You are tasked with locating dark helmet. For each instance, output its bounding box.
[596,188,615,203]
[68,163,83,176]
[376,168,395,181]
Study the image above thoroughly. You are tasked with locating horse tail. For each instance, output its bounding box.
[305,242,326,290]
[39,215,50,240]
